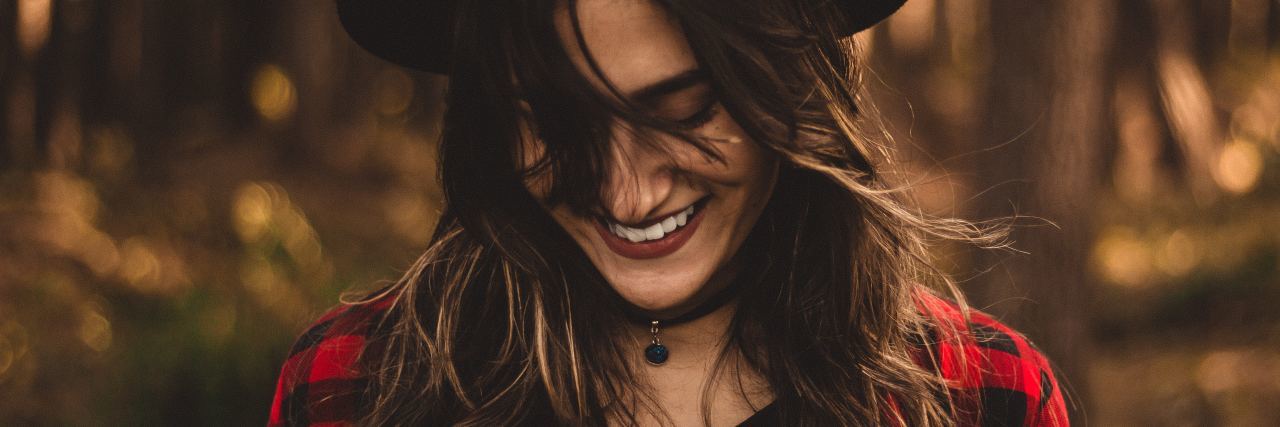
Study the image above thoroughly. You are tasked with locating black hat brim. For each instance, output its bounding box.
[337,0,906,74]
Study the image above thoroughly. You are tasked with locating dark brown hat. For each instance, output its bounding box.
[337,0,906,74]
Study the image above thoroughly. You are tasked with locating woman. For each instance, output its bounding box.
[269,0,1069,425]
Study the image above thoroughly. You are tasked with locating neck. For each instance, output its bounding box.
[607,240,773,424]
[618,299,775,427]
[629,298,738,368]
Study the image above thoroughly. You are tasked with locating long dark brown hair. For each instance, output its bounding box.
[352,0,1008,424]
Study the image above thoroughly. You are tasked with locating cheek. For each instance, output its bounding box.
[727,143,776,184]
[550,209,590,237]
[702,116,777,185]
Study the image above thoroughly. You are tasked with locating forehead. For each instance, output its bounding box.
[553,0,698,99]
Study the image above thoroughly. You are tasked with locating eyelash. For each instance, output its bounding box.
[516,96,719,130]
[676,101,720,129]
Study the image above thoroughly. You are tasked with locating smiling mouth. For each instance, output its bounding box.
[593,197,709,259]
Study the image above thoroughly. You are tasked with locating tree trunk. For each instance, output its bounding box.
[972,0,1112,421]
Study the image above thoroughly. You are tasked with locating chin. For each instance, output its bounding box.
[602,266,715,315]
[587,228,736,318]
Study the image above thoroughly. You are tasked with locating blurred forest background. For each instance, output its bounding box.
[1,0,1278,425]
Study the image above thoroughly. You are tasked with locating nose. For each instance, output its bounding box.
[601,128,678,225]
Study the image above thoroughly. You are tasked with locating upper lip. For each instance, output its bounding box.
[599,197,705,229]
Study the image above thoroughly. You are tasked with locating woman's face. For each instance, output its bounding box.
[525,0,778,317]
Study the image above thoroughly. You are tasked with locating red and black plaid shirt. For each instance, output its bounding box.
[268,290,1068,426]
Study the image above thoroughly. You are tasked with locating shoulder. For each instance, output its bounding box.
[268,289,397,427]
[911,291,1070,427]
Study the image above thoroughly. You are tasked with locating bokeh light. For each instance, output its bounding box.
[1094,226,1154,288]
[77,306,112,353]
[17,0,52,57]
[1215,139,1265,194]
[233,183,274,243]
[250,64,298,123]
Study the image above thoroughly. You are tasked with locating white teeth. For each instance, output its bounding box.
[608,202,698,243]
[677,205,692,226]
[643,223,664,240]
[624,226,644,242]
[612,223,641,242]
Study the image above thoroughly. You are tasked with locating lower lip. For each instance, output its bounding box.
[593,202,707,260]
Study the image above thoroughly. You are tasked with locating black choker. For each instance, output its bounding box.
[629,277,745,366]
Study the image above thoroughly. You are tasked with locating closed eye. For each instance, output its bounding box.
[647,80,719,130]
[675,101,720,129]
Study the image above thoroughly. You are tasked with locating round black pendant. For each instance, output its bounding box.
[644,343,669,365]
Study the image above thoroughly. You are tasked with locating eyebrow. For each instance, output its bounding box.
[626,69,709,105]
